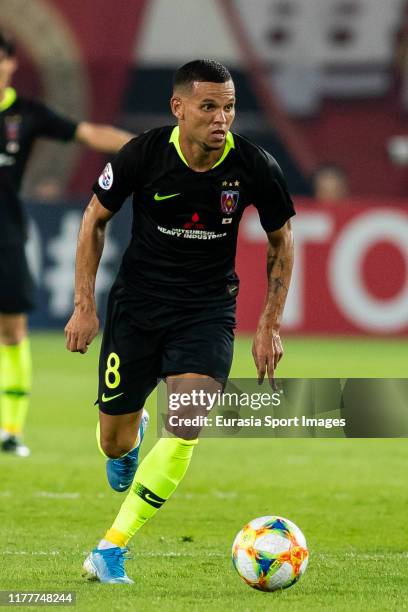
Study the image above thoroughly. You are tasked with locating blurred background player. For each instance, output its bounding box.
[65,59,294,584]
[312,163,349,203]
[0,29,134,456]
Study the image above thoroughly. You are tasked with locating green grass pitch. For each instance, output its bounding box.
[1,333,407,611]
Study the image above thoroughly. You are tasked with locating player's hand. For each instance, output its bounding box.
[252,327,283,386]
[64,307,99,354]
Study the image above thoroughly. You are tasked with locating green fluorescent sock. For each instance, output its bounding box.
[0,339,32,435]
[107,437,198,545]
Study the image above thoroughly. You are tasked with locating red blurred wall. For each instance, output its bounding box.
[236,200,408,336]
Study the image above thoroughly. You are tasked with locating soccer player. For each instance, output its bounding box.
[65,59,295,584]
[0,29,134,456]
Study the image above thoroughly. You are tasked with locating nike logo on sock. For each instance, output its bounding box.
[134,482,166,508]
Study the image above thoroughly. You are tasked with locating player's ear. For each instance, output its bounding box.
[170,96,184,121]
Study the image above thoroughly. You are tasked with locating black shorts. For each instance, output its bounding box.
[97,282,236,415]
[0,245,35,313]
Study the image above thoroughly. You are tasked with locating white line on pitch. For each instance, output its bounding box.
[34,491,80,499]
[1,551,407,560]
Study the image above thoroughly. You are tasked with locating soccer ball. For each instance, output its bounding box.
[232,516,309,591]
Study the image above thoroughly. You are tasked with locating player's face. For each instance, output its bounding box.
[0,51,17,91]
[174,80,236,150]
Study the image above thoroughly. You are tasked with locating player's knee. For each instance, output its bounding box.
[165,418,201,440]
[100,435,134,459]
[167,427,199,441]
[0,327,26,345]
[0,316,27,345]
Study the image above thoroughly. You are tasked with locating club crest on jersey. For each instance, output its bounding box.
[221,190,239,214]
[98,162,113,190]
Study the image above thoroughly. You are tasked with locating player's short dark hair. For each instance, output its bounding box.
[0,29,16,57]
[173,59,232,91]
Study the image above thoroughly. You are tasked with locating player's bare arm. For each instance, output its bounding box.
[65,195,113,354]
[252,220,294,384]
[75,121,134,153]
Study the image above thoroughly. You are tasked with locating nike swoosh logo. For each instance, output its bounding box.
[101,392,124,403]
[145,492,159,503]
[118,484,128,489]
[154,192,180,201]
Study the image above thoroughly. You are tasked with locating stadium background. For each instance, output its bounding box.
[1,1,408,609]
[2,0,407,336]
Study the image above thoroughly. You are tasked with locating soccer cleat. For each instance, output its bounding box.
[106,409,149,492]
[1,434,30,457]
[82,547,134,584]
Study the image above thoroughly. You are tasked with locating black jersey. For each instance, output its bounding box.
[0,87,77,245]
[93,125,295,304]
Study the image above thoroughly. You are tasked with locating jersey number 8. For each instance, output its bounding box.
[105,352,121,389]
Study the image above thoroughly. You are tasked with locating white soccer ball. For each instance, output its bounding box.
[232,515,309,591]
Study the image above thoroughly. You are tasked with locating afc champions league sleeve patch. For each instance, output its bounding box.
[98,162,113,190]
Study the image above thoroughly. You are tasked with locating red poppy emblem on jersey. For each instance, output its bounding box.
[221,190,239,214]
[183,212,205,229]
[5,115,21,142]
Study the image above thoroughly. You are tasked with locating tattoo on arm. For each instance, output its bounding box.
[260,224,294,329]
[266,253,287,296]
